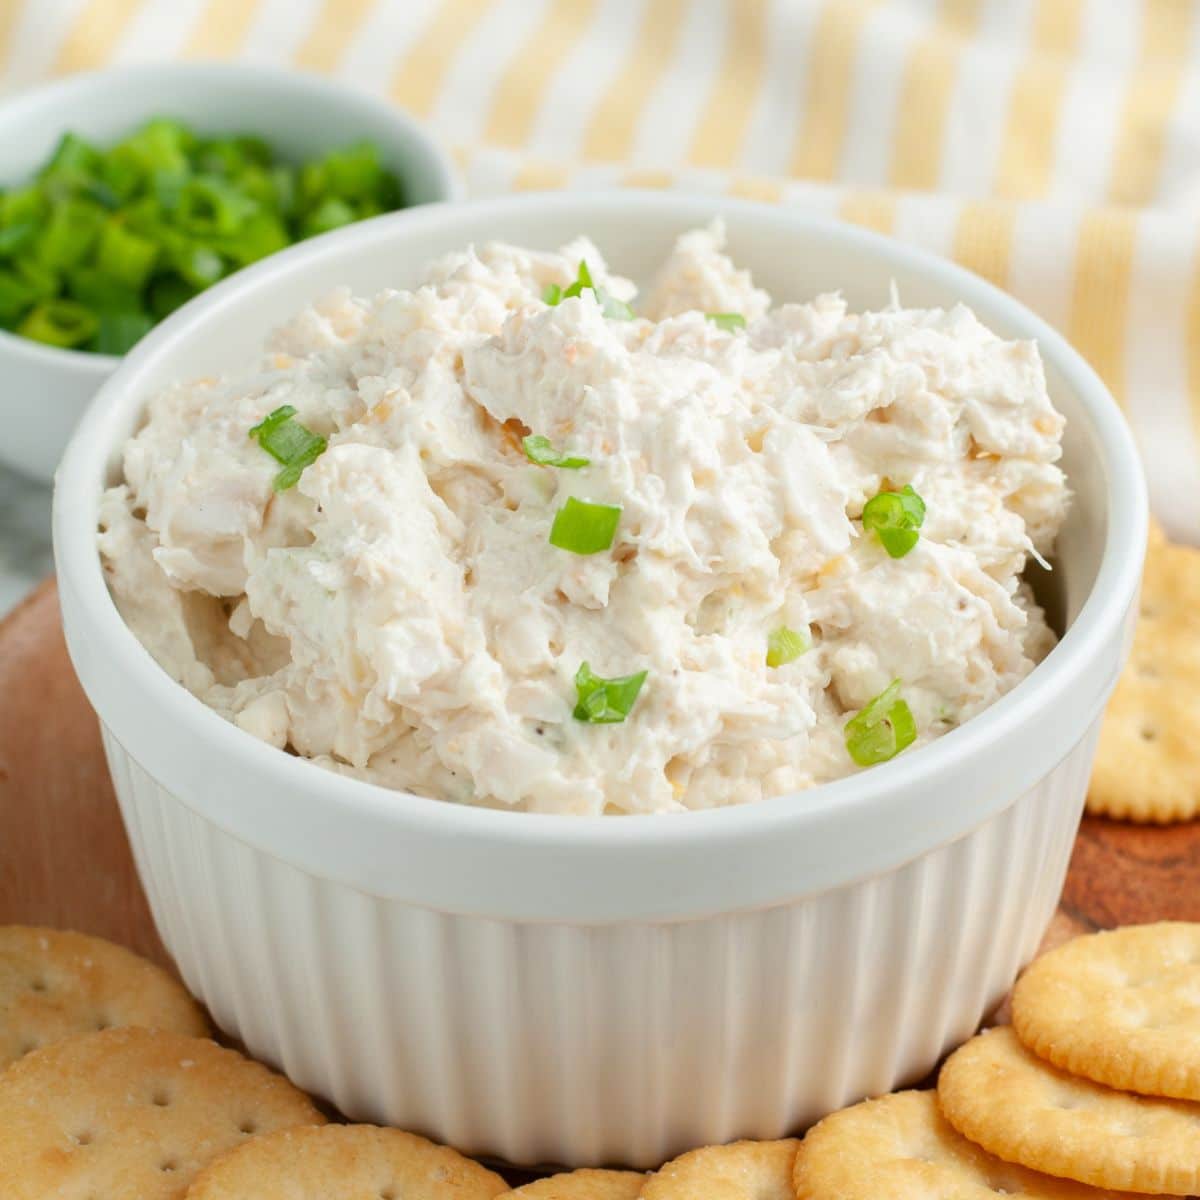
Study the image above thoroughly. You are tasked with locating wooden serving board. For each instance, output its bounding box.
[3,578,1200,973]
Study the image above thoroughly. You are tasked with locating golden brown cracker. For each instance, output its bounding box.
[0,925,208,1067]
[641,1138,798,1200]
[0,1026,324,1200]
[501,1168,646,1200]
[938,1026,1200,1195]
[187,1123,509,1200]
[794,1089,1143,1199]
[1013,922,1200,1101]
[1088,537,1200,822]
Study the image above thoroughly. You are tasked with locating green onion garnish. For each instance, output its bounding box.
[572,662,648,724]
[844,680,917,766]
[706,311,746,331]
[766,626,809,668]
[549,496,622,555]
[0,122,406,354]
[248,404,327,491]
[544,259,635,320]
[560,258,594,300]
[862,484,926,558]
[522,434,589,469]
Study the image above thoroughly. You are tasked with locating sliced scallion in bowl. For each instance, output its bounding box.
[0,119,406,355]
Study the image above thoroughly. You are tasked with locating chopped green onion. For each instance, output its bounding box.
[862,484,926,558]
[218,211,289,267]
[248,404,327,491]
[115,119,191,177]
[94,222,159,290]
[80,178,121,210]
[193,135,270,177]
[301,196,357,238]
[572,662,648,724]
[1,185,45,226]
[0,119,406,354]
[66,266,141,314]
[95,310,153,355]
[522,434,589,469]
[176,176,257,237]
[15,257,58,300]
[148,274,198,320]
[549,496,622,555]
[0,269,36,322]
[35,200,105,269]
[766,626,809,668]
[844,680,917,766]
[166,241,226,289]
[0,220,36,257]
[17,299,99,348]
[38,132,101,182]
[316,141,389,202]
[547,259,635,320]
[561,258,594,300]
[706,311,746,331]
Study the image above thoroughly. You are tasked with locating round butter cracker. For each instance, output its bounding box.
[641,1138,798,1200]
[0,924,208,1067]
[938,1025,1200,1196]
[794,1089,1143,1199]
[501,1168,646,1200]
[0,1026,324,1200]
[187,1123,509,1200]
[1087,536,1200,822]
[1013,922,1200,1101]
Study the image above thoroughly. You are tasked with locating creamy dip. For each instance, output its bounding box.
[99,223,1068,814]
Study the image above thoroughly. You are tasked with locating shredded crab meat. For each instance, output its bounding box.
[99,222,1069,815]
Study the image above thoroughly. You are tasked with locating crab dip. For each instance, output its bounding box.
[98,223,1069,815]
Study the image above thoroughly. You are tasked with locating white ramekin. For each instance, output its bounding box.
[0,62,460,483]
[53,193,1147,1169]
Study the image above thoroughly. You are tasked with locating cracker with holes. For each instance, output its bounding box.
[938,1026,1200,1195]
[501,1169,646,1200]
[641,1138,798,1200]
[0,925,208,1067]
[187,1123,509,1200]
[1013,922,1200,1101]
[1088,534,1200,822]
[0,1026,324,1200]
[794,1089,1142,1199]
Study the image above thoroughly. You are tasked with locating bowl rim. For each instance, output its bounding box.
[53,190,1148,921]
[0,60,461,372]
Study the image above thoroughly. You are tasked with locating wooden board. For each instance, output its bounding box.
[4,578,1200,972]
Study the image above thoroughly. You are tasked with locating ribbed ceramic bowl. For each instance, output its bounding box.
[53,192,1147,1169]
[0,62,459,483]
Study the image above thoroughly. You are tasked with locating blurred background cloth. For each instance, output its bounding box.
[2,0,1198,541]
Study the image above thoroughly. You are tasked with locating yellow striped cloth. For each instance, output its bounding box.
[4,0,1198,538]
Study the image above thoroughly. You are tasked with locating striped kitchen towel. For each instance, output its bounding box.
[3,0,1197,539]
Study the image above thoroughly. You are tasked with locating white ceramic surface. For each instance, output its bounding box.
[0,63,459,484]
[54,193,1147,1167]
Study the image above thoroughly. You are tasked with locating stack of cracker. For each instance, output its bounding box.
[934,922,1200,1196]
[1088,523,1200,824]
[796,922,1200,1198]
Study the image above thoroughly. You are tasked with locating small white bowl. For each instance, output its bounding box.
[0,62,459,483]
[54,192,1147,1167]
